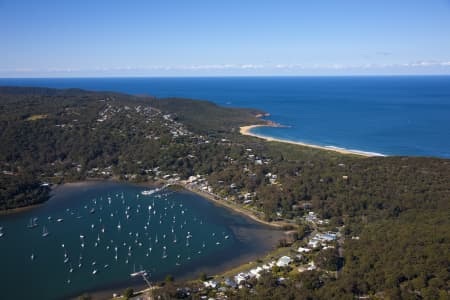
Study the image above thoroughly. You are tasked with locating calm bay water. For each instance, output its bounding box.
[1,76,449,158]
[0,182,281,300]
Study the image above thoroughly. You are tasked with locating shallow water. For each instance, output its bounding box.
[0,181,282,300]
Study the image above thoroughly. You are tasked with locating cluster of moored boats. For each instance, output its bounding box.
[5,187,231,285]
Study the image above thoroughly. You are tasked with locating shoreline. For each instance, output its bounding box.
[0,202,45,215]
[179,183,291,229]
[240,124,385,157]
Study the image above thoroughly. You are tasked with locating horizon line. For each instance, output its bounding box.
[1,74,450,79]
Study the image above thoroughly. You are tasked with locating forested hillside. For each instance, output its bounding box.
[1,87,448,298]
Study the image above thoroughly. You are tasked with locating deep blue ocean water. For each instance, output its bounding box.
[1,76,449,158]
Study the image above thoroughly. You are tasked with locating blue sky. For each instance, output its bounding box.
[1,0,450,77]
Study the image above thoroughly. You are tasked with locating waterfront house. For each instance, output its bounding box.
[234,272,249,284]
[203,280,218,288]
[224,278,237,288]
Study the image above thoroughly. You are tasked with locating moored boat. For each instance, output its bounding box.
[42,226,49,237]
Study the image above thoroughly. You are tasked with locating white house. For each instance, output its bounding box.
[249,266,264,278]
[276,256,292,267]
[234,272,249,284]
[298,247,311,253]
[317,232,337,242]
[203,280,218,288]
[307,261,317,271]
[308,239,320,248]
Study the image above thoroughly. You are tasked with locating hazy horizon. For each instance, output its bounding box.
[1,0,450,77]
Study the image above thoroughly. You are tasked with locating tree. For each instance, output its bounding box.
[123,287,134,299]
[296,224,311,240]
[165,274,174,283]
[199,272,207,281]
[316,248,342,271]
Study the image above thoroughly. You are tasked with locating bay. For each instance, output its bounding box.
[0,181,282,300]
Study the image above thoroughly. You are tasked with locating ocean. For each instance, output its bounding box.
[1,76,449,158]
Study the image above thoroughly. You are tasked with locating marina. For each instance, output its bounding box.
[0,181,282,300]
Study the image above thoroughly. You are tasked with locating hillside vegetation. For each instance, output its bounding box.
[0,86,448,298]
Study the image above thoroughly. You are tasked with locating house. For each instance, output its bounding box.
[244,192,253,199]
[307,261,317,271]
[276,256,292,267]
[203,280,218,288]
[316,232,337,242]
[308,239,320,248]
[187,176,197,183]
[277,277,286,283]
[234,272,249,284]
[298,247,311,253]
[224,278,237,288]
[249,266,264,278]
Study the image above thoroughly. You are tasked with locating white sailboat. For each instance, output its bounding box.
[42,226,49,237]
[27,218,38,229]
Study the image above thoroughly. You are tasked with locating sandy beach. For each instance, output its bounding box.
[240,124,385,157]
